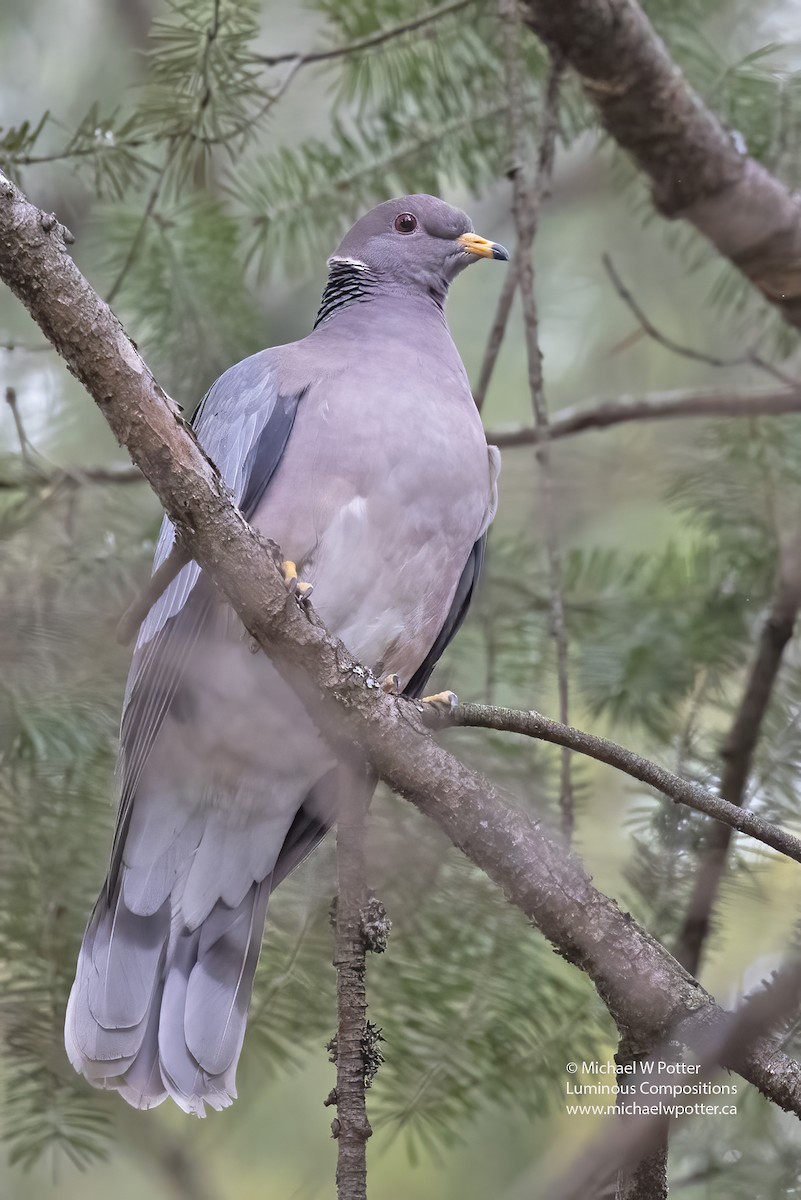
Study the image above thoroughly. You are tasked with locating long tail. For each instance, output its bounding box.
[65,823,273,1116]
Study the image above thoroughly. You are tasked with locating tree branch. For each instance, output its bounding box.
[519,0,801,330]
[500,6,573,838]
[602,254,797,388]
[0,464,144,489]
[473,258,518,413]
[4,168,801,1125]
[330,771,373,1200]
[675,547,801,973]
[487,386,801,446]
[439,704,801,866]
[256,0,472,68]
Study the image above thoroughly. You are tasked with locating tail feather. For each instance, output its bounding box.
[65,868,272,1116]
[86,891,170,1029]
[158,925,210,1114]
[114,980,168,1110]
[121,815,203,916]
[66,780,327,1114]
[185,880,270,1076]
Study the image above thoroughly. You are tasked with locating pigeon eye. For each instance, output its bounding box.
[394,212,417,234]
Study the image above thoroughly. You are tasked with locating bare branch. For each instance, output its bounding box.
[256,0,473,68]
[4,385,35,468]
[602,254,798,388]
[4,168,801,1124]
[487,386,801,446]
[0,464,143,490]
[116,542,190,645]
[675,547,801,973]
[439,703,801,866]
[0,339,51,353]
[473,259,518,413]
[329,771,377,1200]
[105,151,171,306]
[500,5,573,838]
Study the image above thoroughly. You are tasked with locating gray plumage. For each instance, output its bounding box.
[65,194,505,1114]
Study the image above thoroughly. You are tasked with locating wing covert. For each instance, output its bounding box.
[111,355,305,884]
[135,353,301,652]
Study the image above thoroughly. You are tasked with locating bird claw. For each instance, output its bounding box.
[420,690,458,713]
[281,560,313,605]
[380,672,401,695]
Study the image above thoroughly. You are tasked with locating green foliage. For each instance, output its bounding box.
[233,103,510,278]
[367,832,608,1155]
[97,194,266,403]
[0,535,128,1170]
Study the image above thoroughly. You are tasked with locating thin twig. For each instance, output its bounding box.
[116,543,191,645]
[602,253,799,388]
[13,143,157,168]
[486,385,801,445]
[474,259,518,412]
[0,340,52,353]
[199,0,222,113]
[436,703,801,865]
[215,57,305,146]
[105,155,171,306]
[500,4,573,839]
[4,3,469,175]
[675,542,801,974]
[5,384,798,494]
[0,464,143,489]
[4,386,35,468]
[256,0,472,67]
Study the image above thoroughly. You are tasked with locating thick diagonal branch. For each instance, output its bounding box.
[3,170,801,1122]
[519,0,801,329]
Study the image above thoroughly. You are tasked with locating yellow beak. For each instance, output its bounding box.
[456,232,510,261]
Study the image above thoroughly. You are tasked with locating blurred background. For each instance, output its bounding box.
[3,0,801,1196]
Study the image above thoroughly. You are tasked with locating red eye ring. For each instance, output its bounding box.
[394,212,417,234]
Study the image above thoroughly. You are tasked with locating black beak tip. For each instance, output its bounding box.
[491,243,510,262]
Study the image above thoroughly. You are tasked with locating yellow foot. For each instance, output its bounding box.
[281,560,313,602]
[421,690,458,713]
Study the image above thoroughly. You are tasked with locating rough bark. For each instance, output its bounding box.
[612,1038,669,1200]
[330,772,373,1200]
[3,170,801,1120]
[519,0,801,329]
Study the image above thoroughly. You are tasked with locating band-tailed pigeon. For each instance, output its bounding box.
[65,194,506,1114]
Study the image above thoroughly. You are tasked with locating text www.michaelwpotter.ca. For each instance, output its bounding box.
[562,1059,738,1119]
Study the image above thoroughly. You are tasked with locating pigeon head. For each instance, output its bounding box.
[316,195,509,326]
